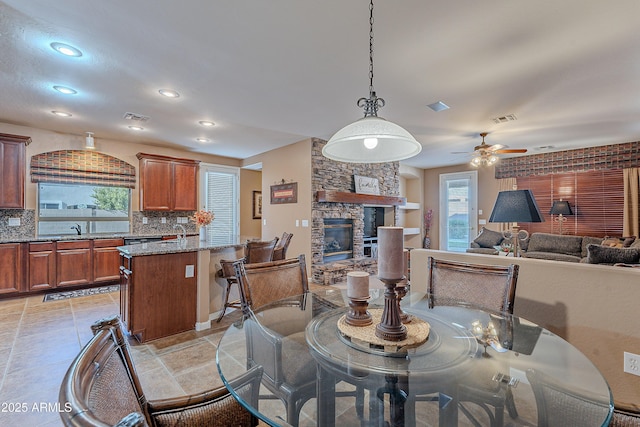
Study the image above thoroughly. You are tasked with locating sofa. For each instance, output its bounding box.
[469,229,640,265]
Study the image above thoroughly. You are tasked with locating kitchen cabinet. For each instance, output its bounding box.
[0,243,23,294]
[137,153,200,211]
[0,133,31,208]
[120,251,197,342]
[56,240,92,287]
[28,242,56,291]
[93,238,124,283]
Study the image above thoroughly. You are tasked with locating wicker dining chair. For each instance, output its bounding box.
[425,256,520,427]
[272,232,293,261]
[233,255,313,425]
[59,315,262,427]
[526,368,614,427]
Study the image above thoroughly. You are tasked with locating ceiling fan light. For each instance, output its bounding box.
[471,156,481,167]
[323,117,422,163]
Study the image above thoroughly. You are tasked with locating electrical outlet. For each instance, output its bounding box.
[624,352,640,376]
[142,217,148,224]
[161,217,167,224]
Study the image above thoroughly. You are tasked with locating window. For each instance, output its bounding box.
[37,183,130,236]
[439,171,478,252]
[202,164,240,245]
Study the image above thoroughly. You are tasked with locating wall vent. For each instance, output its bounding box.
[123,112,150,122]
[492,114,517,124]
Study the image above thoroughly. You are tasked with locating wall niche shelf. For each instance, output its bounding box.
[316,191,406,206]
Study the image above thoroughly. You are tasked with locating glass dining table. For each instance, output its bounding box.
[215,288,613,427]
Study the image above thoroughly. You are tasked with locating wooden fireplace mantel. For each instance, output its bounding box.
[316,190,406,206]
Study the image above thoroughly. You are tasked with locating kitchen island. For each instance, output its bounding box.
[118,236,244,342]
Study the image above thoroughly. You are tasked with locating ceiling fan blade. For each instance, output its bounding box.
[487,144,506,152]
[495,149,527,154]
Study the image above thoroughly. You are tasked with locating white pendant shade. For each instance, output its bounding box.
[323,116,422,163]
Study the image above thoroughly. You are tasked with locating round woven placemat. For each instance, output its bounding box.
[337,308,430,349]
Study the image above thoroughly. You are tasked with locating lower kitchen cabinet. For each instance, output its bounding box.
[93,238,124,283]
[120,252,197,342]
[0,243,23,294]
[28,242,56,291]
[56,240,92,287]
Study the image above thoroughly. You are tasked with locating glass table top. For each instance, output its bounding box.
[216,289,613,427]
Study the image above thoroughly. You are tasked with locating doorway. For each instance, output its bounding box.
[439,171,478,251]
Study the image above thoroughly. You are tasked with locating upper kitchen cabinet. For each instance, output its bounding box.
[0,133,31,208]
[137,153,200,211]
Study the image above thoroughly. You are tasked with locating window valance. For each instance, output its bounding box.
[30,150,136,188]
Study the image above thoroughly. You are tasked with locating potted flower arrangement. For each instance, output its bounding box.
[191,209,214,240]
[423,209,433,249]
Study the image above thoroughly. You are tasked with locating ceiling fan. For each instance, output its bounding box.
[469,132,527,167]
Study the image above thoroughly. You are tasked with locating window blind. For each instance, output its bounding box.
[205,167,239,245]
[516,170,624,237]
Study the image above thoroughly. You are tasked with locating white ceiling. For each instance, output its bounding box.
[1,1,639,169]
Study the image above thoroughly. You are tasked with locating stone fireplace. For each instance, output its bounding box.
[310,138,402,285]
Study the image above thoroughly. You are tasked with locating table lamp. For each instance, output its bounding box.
[549,200,573,235]
[489,189,544,257]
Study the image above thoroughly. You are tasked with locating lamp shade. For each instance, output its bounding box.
[550,200,573,215]
[489,190,545,223]
[322,116,422,163]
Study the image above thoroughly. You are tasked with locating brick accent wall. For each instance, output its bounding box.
[495,141,640,179]
[311,138,400,284]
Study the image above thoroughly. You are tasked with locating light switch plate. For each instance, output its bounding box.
[161,217,167,224]
[8,218,20,226]
[301,219,309,227]
[185,265,195,278]
[296,220,299,227]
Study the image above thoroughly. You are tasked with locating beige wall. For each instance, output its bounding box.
[245,139,313,268]
[0,122,241,212]
[239,169,262,240]
[423,163,501,249]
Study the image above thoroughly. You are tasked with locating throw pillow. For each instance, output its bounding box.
[623,236,636,247]
[601,237,625,248]
[630,239,640,249]
[473,227,504,248]
[586,244,640,264]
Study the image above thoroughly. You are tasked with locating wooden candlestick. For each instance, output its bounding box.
[396,283,411,324]
[345,297,373,326]
[375,278,408,341]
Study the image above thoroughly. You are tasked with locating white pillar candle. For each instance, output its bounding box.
[347,271,370,298]
[377,226,404,280]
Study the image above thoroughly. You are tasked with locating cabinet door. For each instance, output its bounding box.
[0,243,22,294]
[140,158,172,211]
[28,242,56,291]
[57,241,91,287]
[119,262,131,330]
[0,134,30,208]
[173,162,198,211]
[93,239,124,283]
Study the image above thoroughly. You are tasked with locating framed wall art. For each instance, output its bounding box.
[252,191,262,219]
[270,182,298,204]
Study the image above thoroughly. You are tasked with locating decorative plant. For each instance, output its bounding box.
[191,209,214,227]
[424,209,433,236]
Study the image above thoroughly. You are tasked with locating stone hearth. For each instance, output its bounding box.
[310,139,401,285]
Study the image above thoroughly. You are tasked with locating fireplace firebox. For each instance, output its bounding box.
[323,219,353,262]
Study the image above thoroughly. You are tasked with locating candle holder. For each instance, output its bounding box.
[345,297,373,326]
[375,277,408,341]
[395,283,412,324]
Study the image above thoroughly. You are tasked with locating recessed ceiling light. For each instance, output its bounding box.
[196,137,210,143]
[53,85,77,95]
[128,125,144,131]
[50,42,83,57]
[51,110,72,117]
[198,120,215,127]
[427,100,450,112]
[158,89,180,98]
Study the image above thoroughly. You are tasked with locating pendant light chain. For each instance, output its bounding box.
[357,0,385,118]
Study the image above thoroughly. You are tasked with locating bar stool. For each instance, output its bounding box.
[216,238,278,322]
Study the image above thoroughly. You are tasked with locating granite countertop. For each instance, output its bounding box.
[117,236,244,256]
[0,233,171,244]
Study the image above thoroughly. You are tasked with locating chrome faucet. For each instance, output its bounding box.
[173,224,186,243]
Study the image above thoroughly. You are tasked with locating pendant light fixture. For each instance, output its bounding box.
[322,0,421,163]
